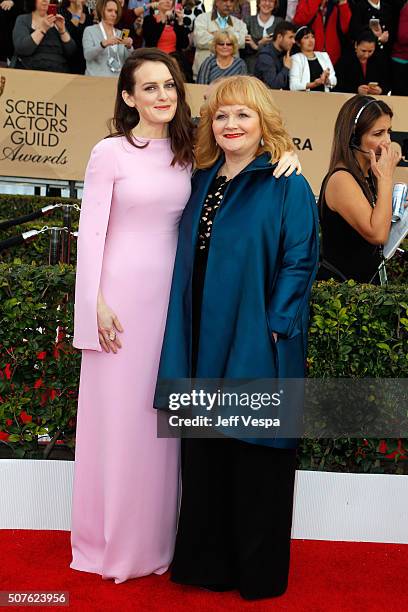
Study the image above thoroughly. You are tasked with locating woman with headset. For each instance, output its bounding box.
[318,95,401,285]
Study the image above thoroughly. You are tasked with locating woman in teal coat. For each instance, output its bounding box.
[154,76,319,600]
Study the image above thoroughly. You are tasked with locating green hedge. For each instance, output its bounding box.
[0,264,78,459]
[0,262,407,471]
[0,195,79,266]
[301,280,408,473]
[0,220,78,266]
[1,194,406,282]
[0,194,80,221]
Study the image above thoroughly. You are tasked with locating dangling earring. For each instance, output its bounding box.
[260,136,265,146]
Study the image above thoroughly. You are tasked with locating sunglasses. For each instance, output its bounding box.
[217,42,233,46]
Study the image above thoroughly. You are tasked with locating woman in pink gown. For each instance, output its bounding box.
[70,48,301,585]
[70,49,193,584]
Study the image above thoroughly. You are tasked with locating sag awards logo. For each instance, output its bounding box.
[292,137,312,151]
[0,75,68,166]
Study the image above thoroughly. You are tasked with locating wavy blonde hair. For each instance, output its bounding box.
[195,76,294,169]
[210,30,239,56]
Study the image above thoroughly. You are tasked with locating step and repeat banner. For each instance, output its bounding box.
[0,68,407,194]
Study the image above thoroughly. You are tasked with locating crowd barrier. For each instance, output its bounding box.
[0,69,407,194]
[0,201,78,263]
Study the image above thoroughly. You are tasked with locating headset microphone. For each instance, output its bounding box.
[350,144,371,154]
[349,97,379,154]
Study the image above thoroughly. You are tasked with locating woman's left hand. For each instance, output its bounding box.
[272,332,278,343]
[175,8,184,25]
[378,30,389,44]
[0,1,14,10]
[121,36,133,49]
[55,15,67,34]
[273,151,301,178]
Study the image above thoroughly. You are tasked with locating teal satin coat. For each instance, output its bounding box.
[154,153,320,448]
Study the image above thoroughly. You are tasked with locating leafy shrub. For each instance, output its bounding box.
[0,263,407,471]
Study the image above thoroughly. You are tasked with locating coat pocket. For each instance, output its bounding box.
[265,313,280,376]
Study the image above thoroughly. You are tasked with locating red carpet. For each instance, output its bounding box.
[0,531,407,611]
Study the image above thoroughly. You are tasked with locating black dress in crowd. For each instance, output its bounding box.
[335,48,391,94]
[11,13,76,72]
[349,0,396,48]
[170,174,298,600]
[318,168,382,284]
[308,57,325,91]
[60,6,94,74]
[0,0,24,63]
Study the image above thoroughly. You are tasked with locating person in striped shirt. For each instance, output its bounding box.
[196,29,247,83]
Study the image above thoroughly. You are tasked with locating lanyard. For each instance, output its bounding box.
[99,21,118,49]
[99,21,121,71]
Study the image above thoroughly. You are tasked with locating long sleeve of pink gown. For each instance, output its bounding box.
[73,139,116,351]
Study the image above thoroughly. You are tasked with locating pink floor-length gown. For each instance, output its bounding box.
[70,136,191,584]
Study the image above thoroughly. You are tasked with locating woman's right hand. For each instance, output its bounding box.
[314,69,330,88]
[321,68,330,83]
[40,14,56,32]
[245,34,258,50]
[101,36,122,47]
[258,35,271,47]
[369,144,401,182]
[97,299,124,353]
[358,84,369,95]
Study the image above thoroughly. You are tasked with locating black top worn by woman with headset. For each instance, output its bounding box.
[317,95,401,285]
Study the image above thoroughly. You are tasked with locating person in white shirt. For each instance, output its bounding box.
[82,0,133,77]
[289,25,336,92]
[192,0,247,79]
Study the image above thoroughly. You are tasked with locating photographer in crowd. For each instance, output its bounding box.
[242,0,283,74]
[143,0,192,80]
[335,28,390,94]
[82,0,133,76]
[11,0,76,72]
[60,0,93,73]
[349,0,396,54]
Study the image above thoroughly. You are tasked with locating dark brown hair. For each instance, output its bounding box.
[327,95,393,201]
[272,20,296,41]
[108,48,194,168]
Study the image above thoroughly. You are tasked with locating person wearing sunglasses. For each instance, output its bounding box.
[192,0,247,79]
[197,29,247,83]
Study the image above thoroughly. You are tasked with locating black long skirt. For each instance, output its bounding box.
[170,436,297,600]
